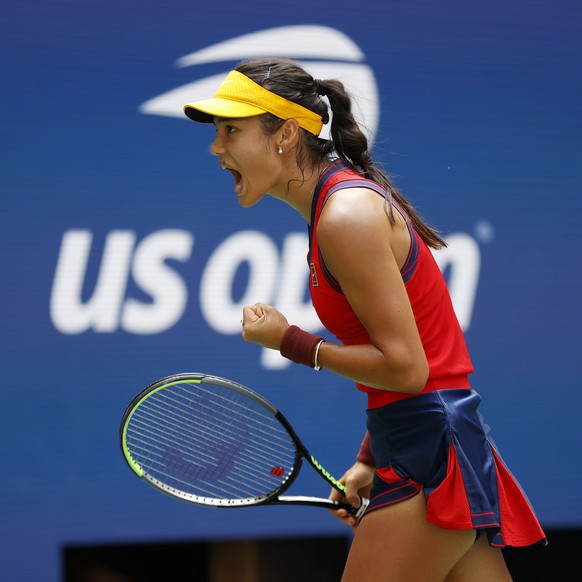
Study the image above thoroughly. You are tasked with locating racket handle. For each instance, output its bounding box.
[348,496,369,519]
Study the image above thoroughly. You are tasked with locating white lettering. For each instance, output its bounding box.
[432,234,480,331]
[51,230,135,333]
[260,233,321,369]
[200,231,278,334]
[50,229,481,355]
[122,230,193,334]
[200,231,321,369]
[51,229,193,334]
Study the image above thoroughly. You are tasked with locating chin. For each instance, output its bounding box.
[238,191,264,208]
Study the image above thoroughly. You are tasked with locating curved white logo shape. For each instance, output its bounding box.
[139,25,380,143]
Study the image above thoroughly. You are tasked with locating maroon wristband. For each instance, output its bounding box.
[356,431,375,466]
[280,325,324,368]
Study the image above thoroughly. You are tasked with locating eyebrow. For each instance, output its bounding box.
[214,117,238,125]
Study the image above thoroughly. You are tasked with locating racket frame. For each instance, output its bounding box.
[120,372,368,518]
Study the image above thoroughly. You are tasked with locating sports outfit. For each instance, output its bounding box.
[308,159,546,547]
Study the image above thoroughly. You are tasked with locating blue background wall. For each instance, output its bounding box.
[1,1,581,580]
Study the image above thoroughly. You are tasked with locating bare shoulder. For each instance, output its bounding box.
[316,186,410,272]
[317,187,389,238]
[316,186,406,248]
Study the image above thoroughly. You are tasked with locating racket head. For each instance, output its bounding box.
[120,373,302,508]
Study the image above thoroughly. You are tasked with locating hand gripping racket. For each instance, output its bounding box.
[120,372,368,519]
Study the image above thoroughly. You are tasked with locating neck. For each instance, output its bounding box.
[274,160,329,224]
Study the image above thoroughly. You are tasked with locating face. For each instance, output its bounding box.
[210,116,283,207]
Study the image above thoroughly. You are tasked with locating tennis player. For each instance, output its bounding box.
[183,57,546,581]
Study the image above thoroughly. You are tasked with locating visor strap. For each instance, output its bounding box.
[216,70,323,136]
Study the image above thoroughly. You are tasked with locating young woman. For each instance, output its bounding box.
[183,57,546,581]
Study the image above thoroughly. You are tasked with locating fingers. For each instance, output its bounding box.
[241,303,288,350]
[253,302,267,314]
[326,462,375,528]
[328,506,358,528]
[241,305,267,339]
[344,474,365,508]
[327,477,359,528]
[327,487,357,527]
[327,495,359,528]
[242,303,266,324]
[250,303,266,318]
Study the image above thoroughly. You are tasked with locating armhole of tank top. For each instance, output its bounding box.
[390,199,420,283]
[320,186,420,284]
[316,180,395,294]
[316,183,349,294]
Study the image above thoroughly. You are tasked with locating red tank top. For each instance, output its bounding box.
[308,160,473,409]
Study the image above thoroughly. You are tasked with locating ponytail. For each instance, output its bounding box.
[323,79,447,250]
[236,57,447,250]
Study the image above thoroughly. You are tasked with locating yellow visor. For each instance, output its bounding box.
[184,70,323,136]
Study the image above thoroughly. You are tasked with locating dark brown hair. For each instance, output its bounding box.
[236,57,446,249]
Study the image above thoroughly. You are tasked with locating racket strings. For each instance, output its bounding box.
[131,386,294,476]
[128,405,288,498]
[125,380,298,501]
[128,408,283,496]
[145,383,294,452]
[128,409,281,500]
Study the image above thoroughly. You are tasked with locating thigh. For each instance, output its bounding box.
[341,493,476,582]
[444,534,512,582]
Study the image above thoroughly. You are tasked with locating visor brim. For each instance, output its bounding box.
[184,97,267,123]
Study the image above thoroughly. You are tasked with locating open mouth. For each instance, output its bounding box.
[226,168,243,194]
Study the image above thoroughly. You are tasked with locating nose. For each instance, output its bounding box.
[210,133,225,156]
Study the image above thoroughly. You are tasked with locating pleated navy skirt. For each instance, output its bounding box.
[364,388,546,548]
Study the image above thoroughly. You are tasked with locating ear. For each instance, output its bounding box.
[277,119,301,152]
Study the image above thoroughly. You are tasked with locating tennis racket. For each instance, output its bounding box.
[120,372,368,518]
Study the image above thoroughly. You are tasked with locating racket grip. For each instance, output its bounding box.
[349,496,369,520]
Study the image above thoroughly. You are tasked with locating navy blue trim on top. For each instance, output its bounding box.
[308,159,420,291]
[391,199,420,283]
[308,158,343,232]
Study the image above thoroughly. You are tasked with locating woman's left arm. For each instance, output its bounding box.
[311,187,429,392]
[242,187,428,393]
